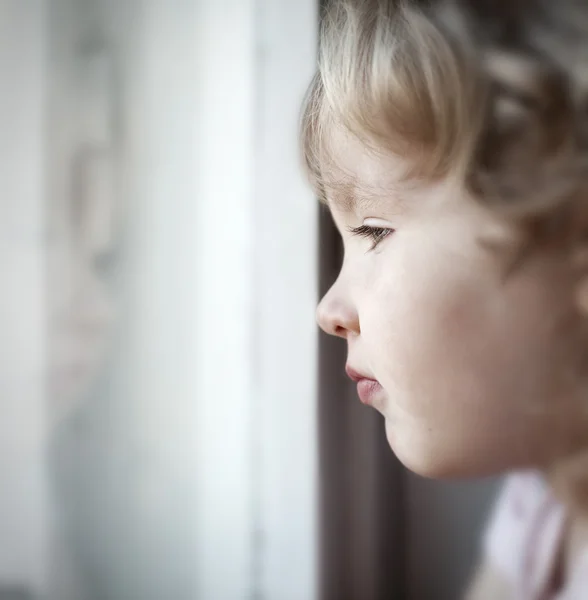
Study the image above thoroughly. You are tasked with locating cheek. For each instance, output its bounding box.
[359,238,580,477]
[361,239,497,395]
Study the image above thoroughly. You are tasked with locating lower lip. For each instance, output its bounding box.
[356,379,382,406]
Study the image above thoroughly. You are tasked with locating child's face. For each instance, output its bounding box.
[317,131,588,478]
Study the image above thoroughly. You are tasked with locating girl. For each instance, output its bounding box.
[301,0,588,598]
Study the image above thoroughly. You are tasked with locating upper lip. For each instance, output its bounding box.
[345,365,376,382]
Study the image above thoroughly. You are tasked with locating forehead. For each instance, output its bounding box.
[323,127,413,213]
[320,127,474,223]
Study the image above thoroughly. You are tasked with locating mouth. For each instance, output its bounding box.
[345,365,383,407]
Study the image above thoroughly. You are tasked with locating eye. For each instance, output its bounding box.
[348,224,393,250]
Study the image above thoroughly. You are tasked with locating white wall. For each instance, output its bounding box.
[0,0,48,594]
[254,1,319,598]
[114,1,319,598]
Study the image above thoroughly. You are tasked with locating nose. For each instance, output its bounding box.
[316,282,360,339]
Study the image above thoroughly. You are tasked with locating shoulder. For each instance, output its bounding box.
[481,471,567,598]
[560,551,588,599]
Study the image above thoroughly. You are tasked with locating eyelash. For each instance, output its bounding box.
[349,225,393,250]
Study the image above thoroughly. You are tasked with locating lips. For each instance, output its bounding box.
[345,365,382,406]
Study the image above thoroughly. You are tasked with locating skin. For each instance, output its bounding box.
[316,130,588,479]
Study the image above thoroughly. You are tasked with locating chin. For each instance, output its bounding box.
[392,448,462,480]
[384,420,504,480]
[384,420,441,478]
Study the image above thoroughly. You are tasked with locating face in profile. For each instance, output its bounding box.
[317,131,588,480]
[47,149,118,424]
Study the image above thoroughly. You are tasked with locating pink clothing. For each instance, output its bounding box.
[484,471,588,599]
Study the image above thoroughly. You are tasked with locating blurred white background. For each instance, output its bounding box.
[0,0,318,598]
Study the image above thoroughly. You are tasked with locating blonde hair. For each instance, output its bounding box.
[301,0,588,254]
[302,1,482,193]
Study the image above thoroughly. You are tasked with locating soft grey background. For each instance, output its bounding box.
[406,475,501,599]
